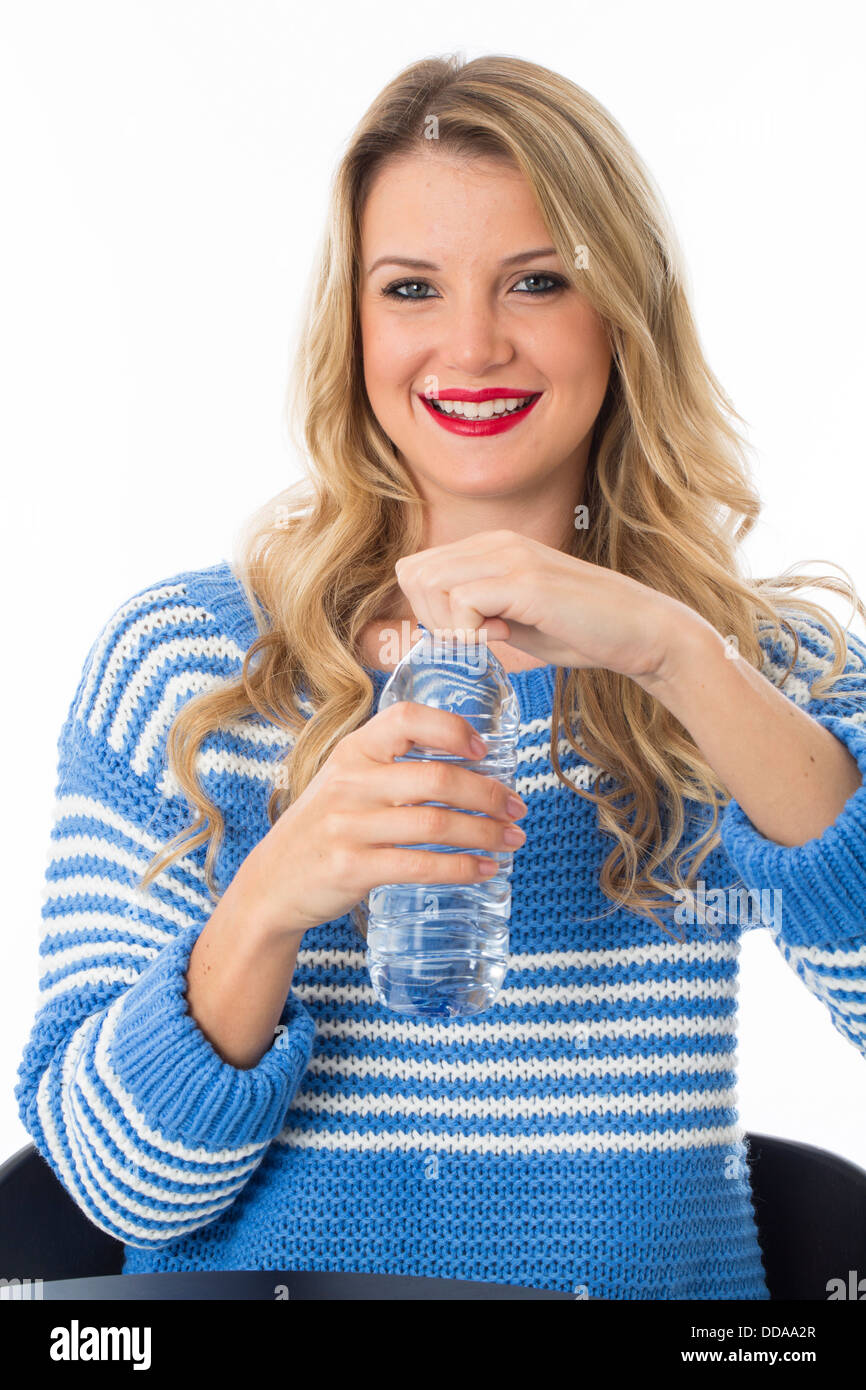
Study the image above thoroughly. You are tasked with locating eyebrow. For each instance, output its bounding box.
[366,246,559,276]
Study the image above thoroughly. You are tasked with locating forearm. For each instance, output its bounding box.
[186,869,306,1070]
[636,615,863,847]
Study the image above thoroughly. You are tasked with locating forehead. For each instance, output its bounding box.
[360,151,550,262]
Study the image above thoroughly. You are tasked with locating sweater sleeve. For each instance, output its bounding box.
[716,613,866,1059]
[14,573,315,1250]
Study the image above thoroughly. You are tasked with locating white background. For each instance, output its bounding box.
[2,0,865,1173]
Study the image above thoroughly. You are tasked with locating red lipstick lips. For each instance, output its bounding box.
[419,387,542,436]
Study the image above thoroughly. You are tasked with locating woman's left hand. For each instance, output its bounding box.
[395,529,702,684]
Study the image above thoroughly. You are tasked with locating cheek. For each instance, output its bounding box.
[545,310,611,399]
[361,309,422,389]
[577,306,612,374]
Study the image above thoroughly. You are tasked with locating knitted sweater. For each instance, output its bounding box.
[15,560,866,1298]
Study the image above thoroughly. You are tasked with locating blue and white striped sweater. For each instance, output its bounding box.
[15,559,866,1296]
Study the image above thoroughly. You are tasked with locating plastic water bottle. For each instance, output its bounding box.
[364,626,521,1019]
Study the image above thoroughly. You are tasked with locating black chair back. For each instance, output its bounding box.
[0,1143,123,1282]
[746,1131,866,1300]
[2,1134,865,1297]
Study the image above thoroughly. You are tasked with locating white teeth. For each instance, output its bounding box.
[427,394,535,418]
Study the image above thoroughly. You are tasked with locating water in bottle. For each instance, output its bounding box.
[365,626,521,1019]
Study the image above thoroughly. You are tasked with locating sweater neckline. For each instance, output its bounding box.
[189,561,560,724]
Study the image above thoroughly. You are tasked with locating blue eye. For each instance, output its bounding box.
[380,272,567,302]
[382,280,438,300]
[512,273,567,294]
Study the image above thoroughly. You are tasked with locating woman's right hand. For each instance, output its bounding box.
[232,700,528,938]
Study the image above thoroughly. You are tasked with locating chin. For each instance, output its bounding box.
[418,465,528,496]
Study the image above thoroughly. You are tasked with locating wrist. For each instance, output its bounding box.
[632,609,721,701]
[227,853,311,944]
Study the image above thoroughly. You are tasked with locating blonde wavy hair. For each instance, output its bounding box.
[139,52,865,937]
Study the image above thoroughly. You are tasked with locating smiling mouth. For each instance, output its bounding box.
[424,393,540,419]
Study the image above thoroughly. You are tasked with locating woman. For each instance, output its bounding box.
[16,53,866,1299]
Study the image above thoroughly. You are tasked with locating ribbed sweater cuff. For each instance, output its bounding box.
[107,924,315,1148]
[720,711,866,948]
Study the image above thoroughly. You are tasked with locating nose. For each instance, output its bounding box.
[438,294,515,379]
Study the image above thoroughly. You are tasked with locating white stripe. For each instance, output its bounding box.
[832,1020,866,1050]
[774,941,866,999]
[759,614,833,658]
[29,995,267,1244]
[42,876,202,932]
[137,703,306,773]
[67,1082,251,1210]
[73,584,187,724]
[46,1016,188,1243]
[760,658,817,706]
[275,1121,747,1155]
[310,1013,738,1048]
[304,1047,738,1087]
[193,746,283,784]
[89,604,222,735]
[35,1031,127,1244]
[78,1012,264,1182]
[810,707,866,727]
[150,725,609,797]
[106,633,246,751]
[804,970,866,993]
[519,714,556,740]
[159,768,183,799]
[47,834,212,915]
[159,746,286,789]
[51,794,208,884]
[522,765,611,794]
[157,748,611,798]
[761,632,866,702]
[38,964,142,1005]
[132,671,226,775]
[293,973,737,1012]
[765,613,866,670]
[221,717,305,747]
[54,1025,231,1242]
[809,992,866,1015]
[132,697,620,798]
[68,1082,258,1202]
[297,940,739,972]
[39,941,160,974]
[40,911,175,947]
[87,603,213,723]
[66,1084,242,1226]
[291,1084,738,1124]
[782,941,866,969]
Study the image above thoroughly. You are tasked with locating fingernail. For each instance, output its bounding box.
[504,826,526,846]
[477,858,498,875]
[507,795,528,817]
[470,735,487,756]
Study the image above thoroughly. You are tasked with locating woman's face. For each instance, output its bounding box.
[359,148,612,520]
